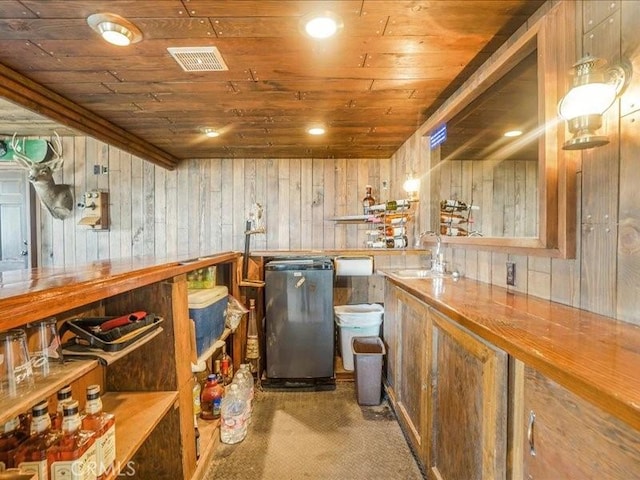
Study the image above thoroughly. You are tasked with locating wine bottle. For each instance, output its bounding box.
[245,299,260,375]
[362,185,376,215]
[440,199,468,211]
[385,236,408,248]
[386,199,411,211]
[81,385,116,479]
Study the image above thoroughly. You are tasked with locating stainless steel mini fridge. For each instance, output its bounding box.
[264,257,334,386]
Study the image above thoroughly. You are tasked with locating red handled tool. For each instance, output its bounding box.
[99,311,147,332]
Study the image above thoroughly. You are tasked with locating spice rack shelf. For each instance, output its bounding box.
[102,391,178,479]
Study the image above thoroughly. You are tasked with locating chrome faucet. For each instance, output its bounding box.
[431,233,446,274]
[417,231,445,273]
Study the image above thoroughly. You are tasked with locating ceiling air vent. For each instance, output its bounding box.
[167,46,228,72]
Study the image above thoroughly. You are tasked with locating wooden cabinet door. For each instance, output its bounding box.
[429,310,508,480]
[383,279,399,393]
[395,285,431,463]
[520,364,640,479]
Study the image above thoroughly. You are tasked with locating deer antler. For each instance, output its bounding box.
[10,132,64,171]
[43,131,64,171]
[48,132,62,161]
[10,133,35,170]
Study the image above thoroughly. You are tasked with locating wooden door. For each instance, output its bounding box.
[520,365,640,479]
[395,286,430,463]
[0,170,29,271]
[429,310,508,480]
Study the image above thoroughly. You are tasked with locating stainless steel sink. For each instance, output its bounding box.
[387,269,460,279]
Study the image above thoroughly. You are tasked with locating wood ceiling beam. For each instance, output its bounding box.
[0,63,179,170]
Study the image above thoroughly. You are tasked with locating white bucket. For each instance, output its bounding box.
[334,304,384,371]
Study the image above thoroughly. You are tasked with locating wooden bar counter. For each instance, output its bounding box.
[0,252,239,331]
[0,252,241,480]
[383,272,640,431]
[381,270,640,478]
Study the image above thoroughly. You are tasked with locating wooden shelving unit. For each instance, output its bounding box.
[192,417,221,480]
[0,358,98,425]
[197,327,232,365]
[102,391,178,479]
[0,252,242,480]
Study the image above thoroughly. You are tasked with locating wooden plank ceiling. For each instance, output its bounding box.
[0,0,544,168]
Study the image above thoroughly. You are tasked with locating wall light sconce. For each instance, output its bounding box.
[403,173,420,201]
[87,13,143,46]
[558,55,630,150]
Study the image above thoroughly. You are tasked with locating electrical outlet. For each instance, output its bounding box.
[506,262,516,286]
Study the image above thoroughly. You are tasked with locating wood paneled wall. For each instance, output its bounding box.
[34,138,395,266]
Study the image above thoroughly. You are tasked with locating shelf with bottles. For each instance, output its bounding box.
[0,359,99,427]
[0,383,177,479]
[364,199,413,249]
[440,199,480,237]
[101,391,178,479]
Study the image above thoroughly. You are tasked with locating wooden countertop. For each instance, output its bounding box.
[0,252,240,331]
[382,272,640,431]
[250,249,431,257]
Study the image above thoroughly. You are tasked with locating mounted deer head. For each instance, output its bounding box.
[11,132,74,220]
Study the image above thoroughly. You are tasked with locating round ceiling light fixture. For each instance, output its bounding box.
[201,127,220,138]
[87,13,143,46]
[503,129,523,137]
[302,12,343,39]
[307,126,326,136]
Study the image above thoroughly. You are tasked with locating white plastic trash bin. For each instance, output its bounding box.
[334,304,384,371]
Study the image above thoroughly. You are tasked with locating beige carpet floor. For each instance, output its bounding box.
[203,381,424,480]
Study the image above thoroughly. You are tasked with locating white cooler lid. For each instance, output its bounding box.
[188,285,228,308]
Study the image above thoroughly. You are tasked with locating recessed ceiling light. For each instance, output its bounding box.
[302,12,343,39]
[201,127,220,138]
[504,129,523,137]
[308,127,326,135]
[87,13,142,46]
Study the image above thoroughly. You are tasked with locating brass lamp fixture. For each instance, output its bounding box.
[558,55,630,150]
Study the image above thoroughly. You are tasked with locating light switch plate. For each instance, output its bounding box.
[506,262,516,286]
